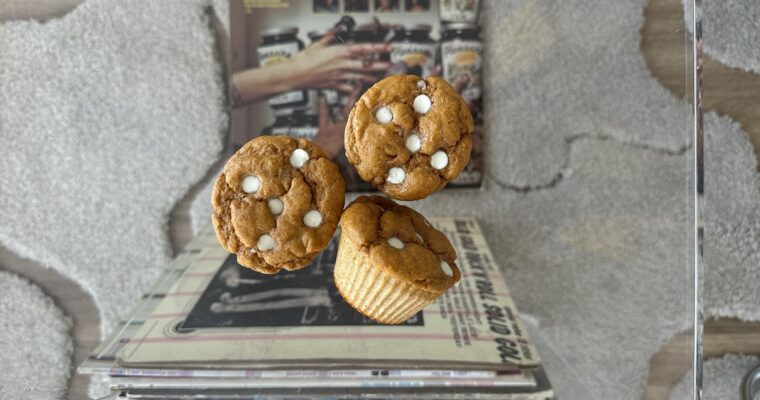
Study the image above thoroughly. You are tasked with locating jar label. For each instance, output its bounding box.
[271,126,290,136]
[320,89,339,106]
[441,40,482,103]
[390,42,437,77]
[289,126,319,140]
[299,90,319,116]
[257,42,305,106]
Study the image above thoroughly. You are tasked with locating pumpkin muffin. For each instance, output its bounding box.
[334,195,461,324]
[212,136,345,274]
[344,75,473,200]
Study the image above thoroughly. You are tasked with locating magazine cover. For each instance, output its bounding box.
[228,0,484,191]
[113,218,539,370]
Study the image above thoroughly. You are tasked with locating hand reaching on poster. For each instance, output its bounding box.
[230,32,390,108]
[290,32,390,92]
[312,84,364,159]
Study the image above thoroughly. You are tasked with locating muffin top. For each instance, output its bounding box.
[339,195,461,292]
[344,75,473,201]
[212,136,345,274]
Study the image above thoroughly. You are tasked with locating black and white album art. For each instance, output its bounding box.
[179,233,423,330]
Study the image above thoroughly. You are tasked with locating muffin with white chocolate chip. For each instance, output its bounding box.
[334,195,461,324]
[211,136,345,274]
[344,75,473,201]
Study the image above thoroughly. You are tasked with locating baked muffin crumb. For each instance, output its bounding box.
[212,136,345,274]
[333,195,460,324]
[345,75,474,200]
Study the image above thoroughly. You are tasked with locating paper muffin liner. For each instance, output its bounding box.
[333,234,441,324]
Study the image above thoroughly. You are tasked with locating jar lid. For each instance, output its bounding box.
[354,25,379,32]
[441,22,478,32]
[261,27,299,37]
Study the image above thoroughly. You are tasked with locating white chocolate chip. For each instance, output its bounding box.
[430,151,449,170]
[440,260,454,277]
[257,234,275,251]
[405,134,421,153]
[387,167,405,184]
[267,198,284,215]
[303,210,323,228]
[416,80,426,90]
[375,106,393,124]
[413,94,432,114]
[289,148,309,168]
[241,175,260,193]
[387,237,404,249]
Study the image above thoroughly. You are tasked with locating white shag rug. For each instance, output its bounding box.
[671,354,760,400]
[701,121,760,322]
[480,0,690,188]
[0,0,227,335]
[683,0,760,74]
[0,0,227,397]
[0,270,73,400]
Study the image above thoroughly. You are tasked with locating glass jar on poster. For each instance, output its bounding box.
[440,22,482,121]
[257,27,309,110]
[390,24,437,78]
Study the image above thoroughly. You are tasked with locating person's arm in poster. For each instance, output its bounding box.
[230,32,390,107]
[312,84,364,159]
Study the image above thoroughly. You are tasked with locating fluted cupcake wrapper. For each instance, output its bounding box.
[334,234,440,324]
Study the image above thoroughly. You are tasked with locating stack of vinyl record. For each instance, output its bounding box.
[80,219,554,399]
